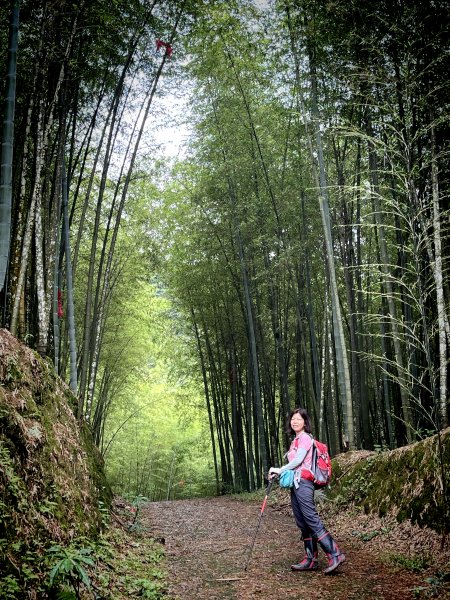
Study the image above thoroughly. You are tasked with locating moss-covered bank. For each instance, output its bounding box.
[0,328,111,592]
[330,429,450,534]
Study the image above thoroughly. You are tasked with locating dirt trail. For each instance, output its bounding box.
[141,496,432,600]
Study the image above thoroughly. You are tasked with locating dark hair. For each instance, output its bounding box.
[286,407,312,436]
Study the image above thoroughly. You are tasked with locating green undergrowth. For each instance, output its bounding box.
[230,489,267,503]
[386,553,431,573]
[230,482,328,508]
[89,509,170,600]
[0,503,170,599]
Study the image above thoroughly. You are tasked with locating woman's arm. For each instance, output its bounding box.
[269,435,312,477]
[279,445,308,472]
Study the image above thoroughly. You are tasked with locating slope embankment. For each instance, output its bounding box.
[330,429,450,534]
[0,328,111,589]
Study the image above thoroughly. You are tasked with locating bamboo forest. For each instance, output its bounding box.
[1,0,449,490]
[0,1,449,597]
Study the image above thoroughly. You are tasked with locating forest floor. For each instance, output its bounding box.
[140,493,450,600]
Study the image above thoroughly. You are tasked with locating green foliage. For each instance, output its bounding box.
[91,524,169,600]
[54,592,77,600]
[125,495,148,532]
[102,282,213,501]
[0,524,170,599]
[126,575,166,599]
[0,442,28,512]
[388,553,430,573]
[412,572,450,599]
[47,544,94,593]
[351,527,390,542]
[98,499,110,527]
[37,498,59,516]
[0,574,20,598]
[3,356,22,384]
[230,489,266,503]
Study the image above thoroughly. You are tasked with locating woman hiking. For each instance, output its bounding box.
[268,407,345,575]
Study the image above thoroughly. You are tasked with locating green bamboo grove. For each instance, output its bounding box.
[0,0,448,494]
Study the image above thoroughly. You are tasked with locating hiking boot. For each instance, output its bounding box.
[291,537,319,571]
[317,531,345,574]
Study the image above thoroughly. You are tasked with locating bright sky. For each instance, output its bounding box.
[151,92,192,160]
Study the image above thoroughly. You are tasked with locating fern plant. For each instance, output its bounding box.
[47,544,94,599]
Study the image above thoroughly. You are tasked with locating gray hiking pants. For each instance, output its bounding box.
[290,479,326,539]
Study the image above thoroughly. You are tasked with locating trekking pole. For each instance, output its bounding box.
[243,477,276,571]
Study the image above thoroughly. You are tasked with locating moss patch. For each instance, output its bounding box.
[328,429,450,534]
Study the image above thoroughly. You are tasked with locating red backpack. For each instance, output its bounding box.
[291,435,332,488]
[311,439,332,488]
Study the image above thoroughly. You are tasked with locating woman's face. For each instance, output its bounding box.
[291,412,305,434]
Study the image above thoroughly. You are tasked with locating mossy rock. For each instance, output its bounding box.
[0,328,112,580]
[329,429,450,534]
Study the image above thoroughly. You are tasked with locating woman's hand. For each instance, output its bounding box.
[268,467,281,480]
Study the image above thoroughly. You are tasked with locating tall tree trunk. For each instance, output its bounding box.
[8,93,33,326]
[0,0,19,303]
[430,120,448,429]
[61,152,77,393]
[52,161,62,370]
[379,295,394,448]
[318,292,327,440]
[325,285,341,454]
[10,101,44,337]
[34,175,48,355]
